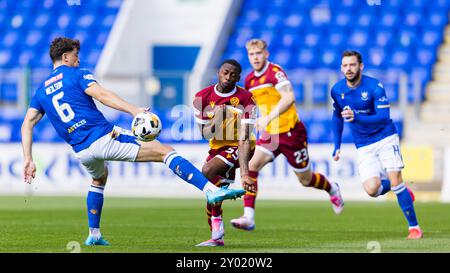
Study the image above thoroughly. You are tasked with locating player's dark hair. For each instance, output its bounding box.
[342,50,363,64]
[49,37,80,63]
[221,59,242,75]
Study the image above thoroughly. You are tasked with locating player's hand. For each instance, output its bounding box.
[131,107,150,118]
[241,175,256,193]
[255,116,270,132]
[341,108,354,122]
[23,160,36,184]
[332,149,341,161]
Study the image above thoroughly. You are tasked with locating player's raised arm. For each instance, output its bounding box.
[85,82,142,117]
[21,108,44,183]
[256,81,295,132]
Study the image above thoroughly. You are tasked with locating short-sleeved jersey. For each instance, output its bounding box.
[193,84,256,150]
[331,75,397,148]
[245,62,299,134]
[30,65,114,153]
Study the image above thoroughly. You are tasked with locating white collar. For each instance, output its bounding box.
[254,61,270,77]
[214,84,237,97]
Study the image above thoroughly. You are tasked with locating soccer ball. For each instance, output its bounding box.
[131,112,162,142]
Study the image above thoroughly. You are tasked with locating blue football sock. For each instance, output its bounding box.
[376,179,391,196]
[163,151,209,191]
[392,183,418,227]
[87,185,104,229]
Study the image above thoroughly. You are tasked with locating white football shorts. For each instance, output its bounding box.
[356,134,404,182]
[74,126,141,179]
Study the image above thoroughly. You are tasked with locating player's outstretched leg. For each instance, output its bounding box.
[163,151,245,203]
[392,182,422,239]
[297,171,344,214]
[230,170,257,231]
[367,178,415,201]
[85,183,110,246]
[136,142,246,203]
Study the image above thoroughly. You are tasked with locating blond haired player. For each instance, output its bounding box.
[231,39,344,231]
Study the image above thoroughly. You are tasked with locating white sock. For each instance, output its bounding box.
[211,215,222,221]
[89,228,101,239]
[244,207,255,220]
[203,182,219,193]
[409,225,420,230]
[329,182,338,195]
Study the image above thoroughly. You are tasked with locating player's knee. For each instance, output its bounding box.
[92,166,108,186]
[296,171,312,186]
[93,175,107,187]
[363,181,379,197]
[201,164,215,178]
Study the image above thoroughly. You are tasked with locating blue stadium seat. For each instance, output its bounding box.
[294,48,317,69]
[427,10,448,27]
[395,27,419,47]
[283,9,309,28]
[261,14,283,30]
[388,48,412,68]
[292,82,304,104]
[367,47,389,69]
[347,28,370,48]
[332,10,352,27]
[0,48,12,68]
[356,10,377,27]
[0,82,18,102]
[415,46,437,69]
[319,47,341,68]
[402,7,424,28]
[272,49,294,69]
[301,26,325,47]
[325,26,348,48]
[280,29,301,49]
[312,82,329,104]
[420,26,444,47]
[374,27,395,47]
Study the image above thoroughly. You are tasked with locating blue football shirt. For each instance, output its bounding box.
[330,75,397,148]
[30,65,114,152]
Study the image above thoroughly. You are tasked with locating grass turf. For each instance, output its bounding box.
[0,196,449,253]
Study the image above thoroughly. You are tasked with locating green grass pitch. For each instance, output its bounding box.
[0,196,449,253]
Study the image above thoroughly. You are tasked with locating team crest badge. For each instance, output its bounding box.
[341,93,345,100]
[210,101,215,107]
[361,91,369,101]
[259,76,266,84]
[275,71,287,82]
[230,97,240,107]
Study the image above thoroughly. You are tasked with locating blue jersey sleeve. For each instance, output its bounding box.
[354,82,390,125]
[29,93,45,114]
[77,68,97,91]
[331,89,343,153]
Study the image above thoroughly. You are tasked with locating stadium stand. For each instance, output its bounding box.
[221,0,449,142]
[0,0,122,142]
[0,0,448,144]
